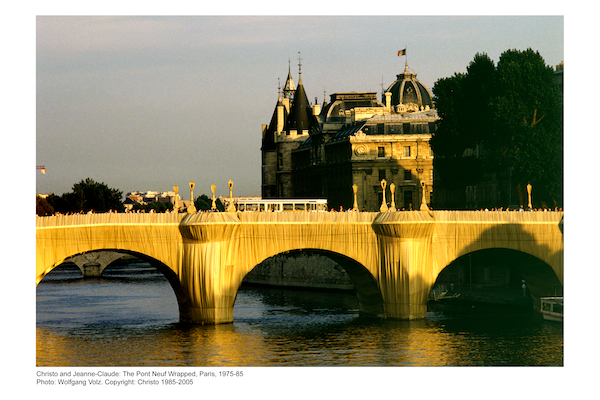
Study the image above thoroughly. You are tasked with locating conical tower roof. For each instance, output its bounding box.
[262,97,288,151]
[286,74,312,133]
[283,68,296,99]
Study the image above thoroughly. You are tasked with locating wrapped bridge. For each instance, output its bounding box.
[36,211,564,324]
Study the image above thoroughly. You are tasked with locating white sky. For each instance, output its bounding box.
[33,13,565,198]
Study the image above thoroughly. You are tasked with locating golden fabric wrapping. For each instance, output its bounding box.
[37,211,563,324]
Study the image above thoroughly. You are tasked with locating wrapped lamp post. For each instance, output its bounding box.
[187,181,196,213]
[173,185,179,213]
[211,184,217,211]
[352,184,359,212]
[380,179,388,212]
[389,183,396,212]
[420,182,429,211]
[226,180,236,212]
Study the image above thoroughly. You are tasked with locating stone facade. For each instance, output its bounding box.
[262,61,439,211]
[243,253,354,291]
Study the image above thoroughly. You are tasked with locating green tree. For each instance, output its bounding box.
[36,195,54,216]
[431,72,467,158]
[194,194,225,211]
[432,48,562,208]
[492,49,563,207]
[45,178,124,213]
[71,178,124,212]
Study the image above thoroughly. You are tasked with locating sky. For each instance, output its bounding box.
[34,14,565,199]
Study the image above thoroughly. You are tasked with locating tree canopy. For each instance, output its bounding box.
[45,178,124,213]
[194,194,225,211]
[432,48,562,208]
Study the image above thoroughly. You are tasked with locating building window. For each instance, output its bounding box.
[428,122,437,133]
[403,146,411,157]
[379,169,386,182]
[403,123,410,134]
[404,169,412,181]
[378,146,385,158]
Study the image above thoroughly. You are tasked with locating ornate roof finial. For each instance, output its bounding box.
[278,78,281,100]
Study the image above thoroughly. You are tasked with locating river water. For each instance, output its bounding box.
[36,262,563,367]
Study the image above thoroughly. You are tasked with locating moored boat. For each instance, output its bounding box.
[539,296,563,322]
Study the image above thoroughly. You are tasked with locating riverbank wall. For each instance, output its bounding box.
[242,253,354,291]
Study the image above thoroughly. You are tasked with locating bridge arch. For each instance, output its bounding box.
[37,211,563,324]
[431,211,563,287]
[244,248,385,318]
[435,248,563,304]
[37,248,190,321]
[36,213,184,285]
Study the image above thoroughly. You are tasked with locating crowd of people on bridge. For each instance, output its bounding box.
[39,204,563,216]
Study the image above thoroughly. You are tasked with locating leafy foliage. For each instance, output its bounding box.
[194,194,225,211]
[432,48,562,207]
[45,178,124,213]
[36,195,54,216]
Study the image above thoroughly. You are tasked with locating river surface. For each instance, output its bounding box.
[36,263,563,367]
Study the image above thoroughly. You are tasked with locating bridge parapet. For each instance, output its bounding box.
[429,211,564,285]
[36,213,185,284]
[36,210,564,324]
[372,210,434,239]
[179,212,241,242]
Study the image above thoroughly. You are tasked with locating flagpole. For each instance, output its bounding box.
[398,48,407,67]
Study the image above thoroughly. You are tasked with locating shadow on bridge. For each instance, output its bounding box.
[434,219,563,310]
[36,211,563,324]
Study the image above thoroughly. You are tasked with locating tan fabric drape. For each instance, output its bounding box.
[37,211,563,322]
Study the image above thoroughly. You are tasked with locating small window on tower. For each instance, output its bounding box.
[403,146,411,157]
[378,147,385,158]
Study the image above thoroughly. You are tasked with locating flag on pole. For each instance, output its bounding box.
[398,49,406,56]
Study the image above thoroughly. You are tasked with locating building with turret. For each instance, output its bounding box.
[261,59,439,211]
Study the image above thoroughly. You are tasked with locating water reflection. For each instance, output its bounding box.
[36,263,562,367]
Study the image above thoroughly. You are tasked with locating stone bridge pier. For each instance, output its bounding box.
[373,212,435,320]
[178,213,243,324]
[176,212,442,324]
[36,211,563,325]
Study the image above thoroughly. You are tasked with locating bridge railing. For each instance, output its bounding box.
[36,213,186,228]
